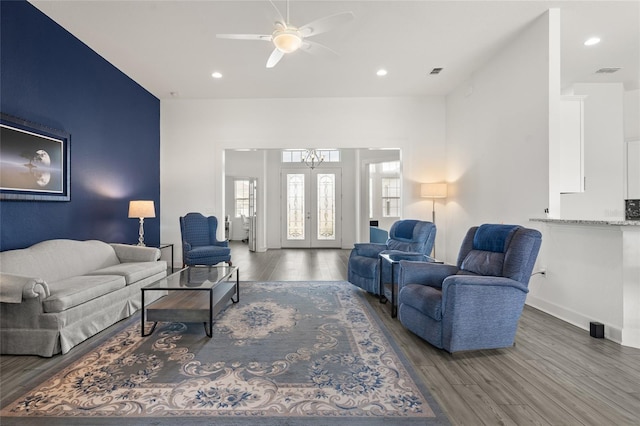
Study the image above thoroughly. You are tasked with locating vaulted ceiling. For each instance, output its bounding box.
[30,1,639,100]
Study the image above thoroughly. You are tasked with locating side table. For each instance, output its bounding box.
[379,252,442,318]
[157,243,174,272]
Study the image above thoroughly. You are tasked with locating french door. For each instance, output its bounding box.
[281,168,342,248]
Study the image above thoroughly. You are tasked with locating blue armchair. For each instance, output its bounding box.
[179,213,231,267]
[397,224,542,353]
[347,220,436,295]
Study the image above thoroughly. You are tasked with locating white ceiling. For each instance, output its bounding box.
[29,1,640,100]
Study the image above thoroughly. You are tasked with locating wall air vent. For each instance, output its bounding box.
[430,68,443,75]
[595,67,621,74]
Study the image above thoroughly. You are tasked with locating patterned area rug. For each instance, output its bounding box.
[1,281,449,425]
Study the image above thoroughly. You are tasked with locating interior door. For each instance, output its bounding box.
[248,178,257,251]
[281,168,342,248]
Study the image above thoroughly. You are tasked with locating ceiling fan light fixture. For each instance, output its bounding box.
[273,29,302,53]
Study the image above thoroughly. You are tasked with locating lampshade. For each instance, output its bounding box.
[421,183,448,198]
[128,200,156,218]
[273,30,302,53]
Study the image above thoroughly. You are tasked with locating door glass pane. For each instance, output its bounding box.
[317,173,335,240]
[287,174,305,240]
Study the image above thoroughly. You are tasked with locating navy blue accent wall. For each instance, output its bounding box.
[1,1,160,250]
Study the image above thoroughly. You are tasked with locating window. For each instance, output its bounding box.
[382,161,400,173]
[282,149,341,163]
[381,177,400,217]
[234,179,250,218]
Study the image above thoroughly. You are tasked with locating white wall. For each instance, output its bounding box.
[444,11,553,265]
[529,222,626,342]
[161,97,446,265]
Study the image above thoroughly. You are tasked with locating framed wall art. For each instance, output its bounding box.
[0,113,70,201]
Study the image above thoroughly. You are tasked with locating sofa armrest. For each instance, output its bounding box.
[398,261,459,289]
[0,273,50,303]
[110,243,161,262]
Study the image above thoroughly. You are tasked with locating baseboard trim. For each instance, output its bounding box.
[525,296,623,345]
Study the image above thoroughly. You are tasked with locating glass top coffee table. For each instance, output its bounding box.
[141,265,239,337]
[379,252,441,318]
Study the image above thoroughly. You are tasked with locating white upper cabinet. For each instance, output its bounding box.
[558,96,586,193]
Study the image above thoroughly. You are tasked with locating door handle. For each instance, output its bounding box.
[306,212,311,219]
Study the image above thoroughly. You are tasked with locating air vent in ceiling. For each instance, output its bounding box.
[430,68,443,75]
[596,67,621,74]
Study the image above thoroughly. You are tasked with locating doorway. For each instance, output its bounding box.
[280,167,342,248]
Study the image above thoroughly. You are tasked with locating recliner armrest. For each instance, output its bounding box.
[442,275,529,293]
[213,240,229,248]
[398,261,459,289]
[440,275,529,317]
[352,243,387,258]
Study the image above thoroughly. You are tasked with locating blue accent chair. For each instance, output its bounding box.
[179,213,231,267]
[397,224,542,353]
[347,220,437,295]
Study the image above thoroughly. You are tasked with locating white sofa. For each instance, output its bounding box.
[0,239,167,357]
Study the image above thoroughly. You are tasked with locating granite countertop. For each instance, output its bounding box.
[530,218,640,226]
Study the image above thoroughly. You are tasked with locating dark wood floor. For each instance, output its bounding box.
[2,241,640,425]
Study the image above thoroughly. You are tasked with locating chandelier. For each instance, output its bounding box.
[301,149,324,169]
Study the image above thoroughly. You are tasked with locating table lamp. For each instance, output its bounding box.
[420,183,447,223]
[128,200,155,246]
[421,183,447,257]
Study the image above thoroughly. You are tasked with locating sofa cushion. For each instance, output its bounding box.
[43,275,126,313]
[86,261,166,285]
[187,246,230,259]
[461,250,505,277]
[472,224,519,253]
[0,240,120,282]
[398,284,443,321]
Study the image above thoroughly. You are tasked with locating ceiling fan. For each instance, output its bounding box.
[216,1,354,68]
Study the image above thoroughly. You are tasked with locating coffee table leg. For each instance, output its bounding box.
[379,257,388,304]
[391,262,397,318]
[232,268,239,303]
[204,288,213,338]
[141,289,145,336]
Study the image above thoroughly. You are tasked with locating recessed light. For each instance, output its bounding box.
[376,69,388,77]
[584,37,601,46]
[211,71,223,79]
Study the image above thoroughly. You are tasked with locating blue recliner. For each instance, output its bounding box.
[179,213,231,267]
[347,220,437,295]
[397,224,542,353]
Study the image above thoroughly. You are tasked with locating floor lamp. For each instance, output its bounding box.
[420,183,447,257]
[128,200,156,246]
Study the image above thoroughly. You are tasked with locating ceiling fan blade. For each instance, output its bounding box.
[266,48,285,68]
[301,40,339,56]
[216,34,271,41]
[299,11,355,38]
